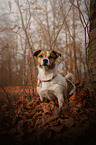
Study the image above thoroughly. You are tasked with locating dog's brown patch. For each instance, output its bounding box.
[34,50,61,69]
[38,51,47,69]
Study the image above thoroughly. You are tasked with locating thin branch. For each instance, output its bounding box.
[51,5,72,49]
[12,31,25,40]
[77,1,87,28]
[59,0,74,40]
[26,0,32,29]
[70,0,88,30]
[0,12,18,18]
[0,25,17,32]
[84,0,90,17]
[15,0,33,53]
[45,3,51,47]
[69,0,78,9]
[32,13,50,47]
[0,83,16,115]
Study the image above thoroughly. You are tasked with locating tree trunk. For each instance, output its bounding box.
[88,0,96,95]
[72,4,77,83]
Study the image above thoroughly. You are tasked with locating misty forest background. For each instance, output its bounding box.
[0,0,95,96]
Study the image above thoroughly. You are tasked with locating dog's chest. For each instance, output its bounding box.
[38,78,56,90]
[37,74,67,99]
[37,80,59,100]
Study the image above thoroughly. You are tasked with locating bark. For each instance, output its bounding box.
[88,0,96,97]
[72,4,77,83]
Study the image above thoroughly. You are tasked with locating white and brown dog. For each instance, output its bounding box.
[34,50,76,108]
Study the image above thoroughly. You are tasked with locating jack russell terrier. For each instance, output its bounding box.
[34,50,76,108]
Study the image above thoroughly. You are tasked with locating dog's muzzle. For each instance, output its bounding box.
[41,58,49,66]
[43,59,48,65]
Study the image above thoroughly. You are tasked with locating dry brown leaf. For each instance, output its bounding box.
[63,117,75,128]
[80,115,88,123]
[43,115,59,126]
[27,110,36,118]
[27,100,35,106]
[60,5,63,9]
[50,125,63,132]
[83,121,89,129]
[32,111,42,122]
[69,92,76,104]
[42,105,51,114]
[34,118,42,128]
[52,106,60,115]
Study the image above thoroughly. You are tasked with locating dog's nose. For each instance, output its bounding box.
[43,59,48,64]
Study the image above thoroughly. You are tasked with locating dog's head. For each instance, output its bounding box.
[33,50,61,69]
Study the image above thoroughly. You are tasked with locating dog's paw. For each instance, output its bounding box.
[40,96,43,102]
[59,103,63,108]
[58,100,64,108]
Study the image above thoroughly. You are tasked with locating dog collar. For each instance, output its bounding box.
[37,74,57,87]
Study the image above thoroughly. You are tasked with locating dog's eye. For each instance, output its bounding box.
[39,55,43,58]
[49,55,53,59]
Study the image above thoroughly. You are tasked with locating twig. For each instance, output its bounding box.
[0,83,16,116]
[51,5,72,49]
[26,0,31,29]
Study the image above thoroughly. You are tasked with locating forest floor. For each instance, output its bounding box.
[0,83,96,145]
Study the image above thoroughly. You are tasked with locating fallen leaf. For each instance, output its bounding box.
[63,117,75,128]
[42,105,51,114]
[27,110,36,118]
[50,125,63,132]
[69,92,76,104]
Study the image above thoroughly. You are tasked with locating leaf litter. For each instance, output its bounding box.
[0,83,96,145]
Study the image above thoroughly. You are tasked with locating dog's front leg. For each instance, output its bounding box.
[58,94,64,108]
[37,88,44,102]
[40,95,44,102]
[38,91,44,102]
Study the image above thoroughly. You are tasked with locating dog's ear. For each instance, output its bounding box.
[33,50,41,57]
[52,51,61,59]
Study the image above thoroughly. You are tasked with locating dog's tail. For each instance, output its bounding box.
[65,73,76,95]
[65,73,73,82]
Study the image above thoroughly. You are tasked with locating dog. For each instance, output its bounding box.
[33,50,76,108]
